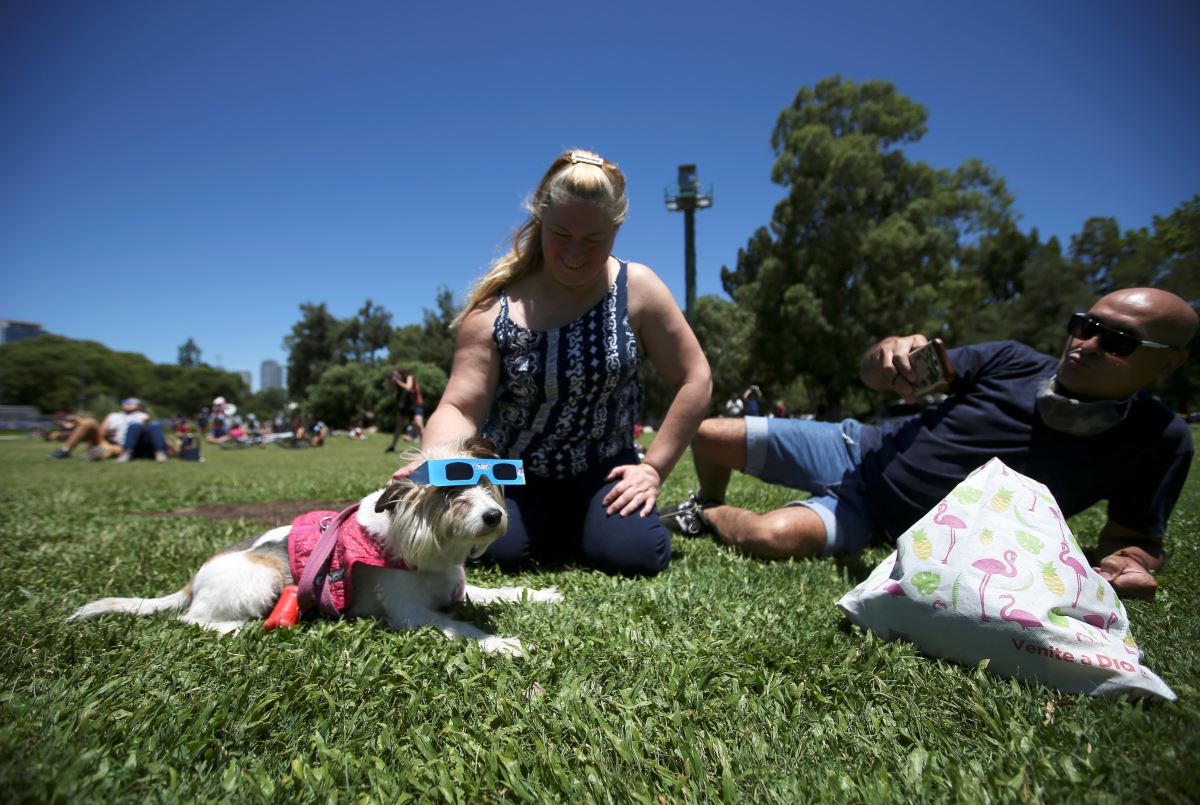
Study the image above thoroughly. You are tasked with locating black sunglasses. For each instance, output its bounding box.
[1066,313,1175,357]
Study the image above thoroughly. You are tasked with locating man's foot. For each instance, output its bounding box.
[48,448,69,460]
[84,446,107,461]
[659,492,719,537]
[116,452,131,463]
[154,451,168,463]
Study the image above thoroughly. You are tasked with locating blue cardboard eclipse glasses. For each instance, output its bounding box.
[409,458,525,487]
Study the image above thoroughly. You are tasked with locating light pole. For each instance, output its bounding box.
[664,163,713,324]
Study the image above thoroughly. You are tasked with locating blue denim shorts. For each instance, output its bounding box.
[743,416,875,555]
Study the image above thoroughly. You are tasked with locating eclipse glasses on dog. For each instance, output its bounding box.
[409,458,526,487]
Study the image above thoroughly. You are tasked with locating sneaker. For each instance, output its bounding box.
[48,448,69,460]
[84,445,107,461]
[659,491,717,537]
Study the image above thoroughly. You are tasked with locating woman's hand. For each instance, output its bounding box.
[602,463,662,517]
[390,457,422,483]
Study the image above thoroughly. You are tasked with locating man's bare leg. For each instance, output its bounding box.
[53,417,103,457]
[704,503,828,559]
[680,417,829,559]
[690,418,749,503]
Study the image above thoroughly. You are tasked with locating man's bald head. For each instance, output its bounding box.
[1095,288,1198,350]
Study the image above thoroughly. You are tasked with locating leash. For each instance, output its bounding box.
[263,502,361,630]
[296,502,361,615]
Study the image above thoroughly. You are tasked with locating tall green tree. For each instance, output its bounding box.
[388,287,458,375]
[284,302,341,399]
[340,299,394,365]
[177,337,202,368]
[720,76,1016,416]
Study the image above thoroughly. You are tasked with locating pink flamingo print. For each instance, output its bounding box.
[1058,540,1088,608]
[999,594,1043,630]
[972,549,1018,621]
[1081,611,1118,633]
[1026,490,1037,512]
[933,501,967,565]
[932,600,948,611]
[879,581,906,598]
[1047,506,1067,540]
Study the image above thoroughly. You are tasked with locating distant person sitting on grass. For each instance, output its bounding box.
[660,288,1197,600]
[116,399,171,462]
[206,421,233,444]
[50,398,169,462]
[297,414,329,447]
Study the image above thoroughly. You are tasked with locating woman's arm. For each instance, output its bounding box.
[604,262,712,515]
[393,302,500,478]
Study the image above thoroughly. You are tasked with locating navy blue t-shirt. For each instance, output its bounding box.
[857,341,1193,543]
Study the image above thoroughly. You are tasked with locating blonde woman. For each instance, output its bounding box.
[393,150,711,575]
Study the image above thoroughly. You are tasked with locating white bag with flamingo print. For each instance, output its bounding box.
[836,457,1175,701]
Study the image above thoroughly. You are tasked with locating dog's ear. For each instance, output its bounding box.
[463,435,499,459]
[375,482,409,513]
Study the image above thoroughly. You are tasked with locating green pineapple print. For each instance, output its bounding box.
[990,487,1014,513]
[980,528,995,546]
[1039,561,1065,596]
[911,527,932,560]
[1096,585,1106,602]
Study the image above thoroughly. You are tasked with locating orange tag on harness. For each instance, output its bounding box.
[262,585,300,630]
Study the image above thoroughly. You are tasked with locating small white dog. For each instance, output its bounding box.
[69,438,561,656]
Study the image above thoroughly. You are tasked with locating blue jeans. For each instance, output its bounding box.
[124,421,168,459]
[482,449,671,576]
[744,416,876,555]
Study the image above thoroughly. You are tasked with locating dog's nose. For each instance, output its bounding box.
[482,507,503,527]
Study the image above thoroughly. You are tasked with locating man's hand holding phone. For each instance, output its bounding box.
[861,334,954,404]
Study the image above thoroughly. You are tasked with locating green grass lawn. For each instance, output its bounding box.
[2,431,1198,802]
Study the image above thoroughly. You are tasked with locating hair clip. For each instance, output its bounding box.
[568,151,605,167]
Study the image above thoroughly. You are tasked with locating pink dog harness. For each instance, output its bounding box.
[289,504,465,618]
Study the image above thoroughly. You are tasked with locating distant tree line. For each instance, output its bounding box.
[0,334,252,419]
[5,77,1195,428]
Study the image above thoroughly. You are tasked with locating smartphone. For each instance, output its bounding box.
[907,338,955,396]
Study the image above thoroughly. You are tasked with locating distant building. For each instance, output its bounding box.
[238,370,253,392]
[260,360,283,391]
[0,320,44,345]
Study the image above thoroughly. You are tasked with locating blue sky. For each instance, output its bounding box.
[3,1,1197,392]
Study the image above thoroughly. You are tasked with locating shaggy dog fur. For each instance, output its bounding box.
[68,438,561,656]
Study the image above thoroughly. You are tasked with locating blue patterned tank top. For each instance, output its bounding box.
[482,261,643,479]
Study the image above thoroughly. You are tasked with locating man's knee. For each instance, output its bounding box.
[693,417,748,471]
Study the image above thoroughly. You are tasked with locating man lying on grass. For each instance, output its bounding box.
[661,288,1197,599]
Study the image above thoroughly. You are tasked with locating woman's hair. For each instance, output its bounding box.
[454,150,628,327]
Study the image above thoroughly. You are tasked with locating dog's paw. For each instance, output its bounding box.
[526,587,564,604]
[479,635,528,657]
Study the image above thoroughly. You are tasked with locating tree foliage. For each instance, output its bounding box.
[388,287,458,373]
[718,77,1198,417]
[721,76,1016,415]
[177,337,202,368]
[0,334,246,416]
[284,302,341,399]
[339,299,393,365]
